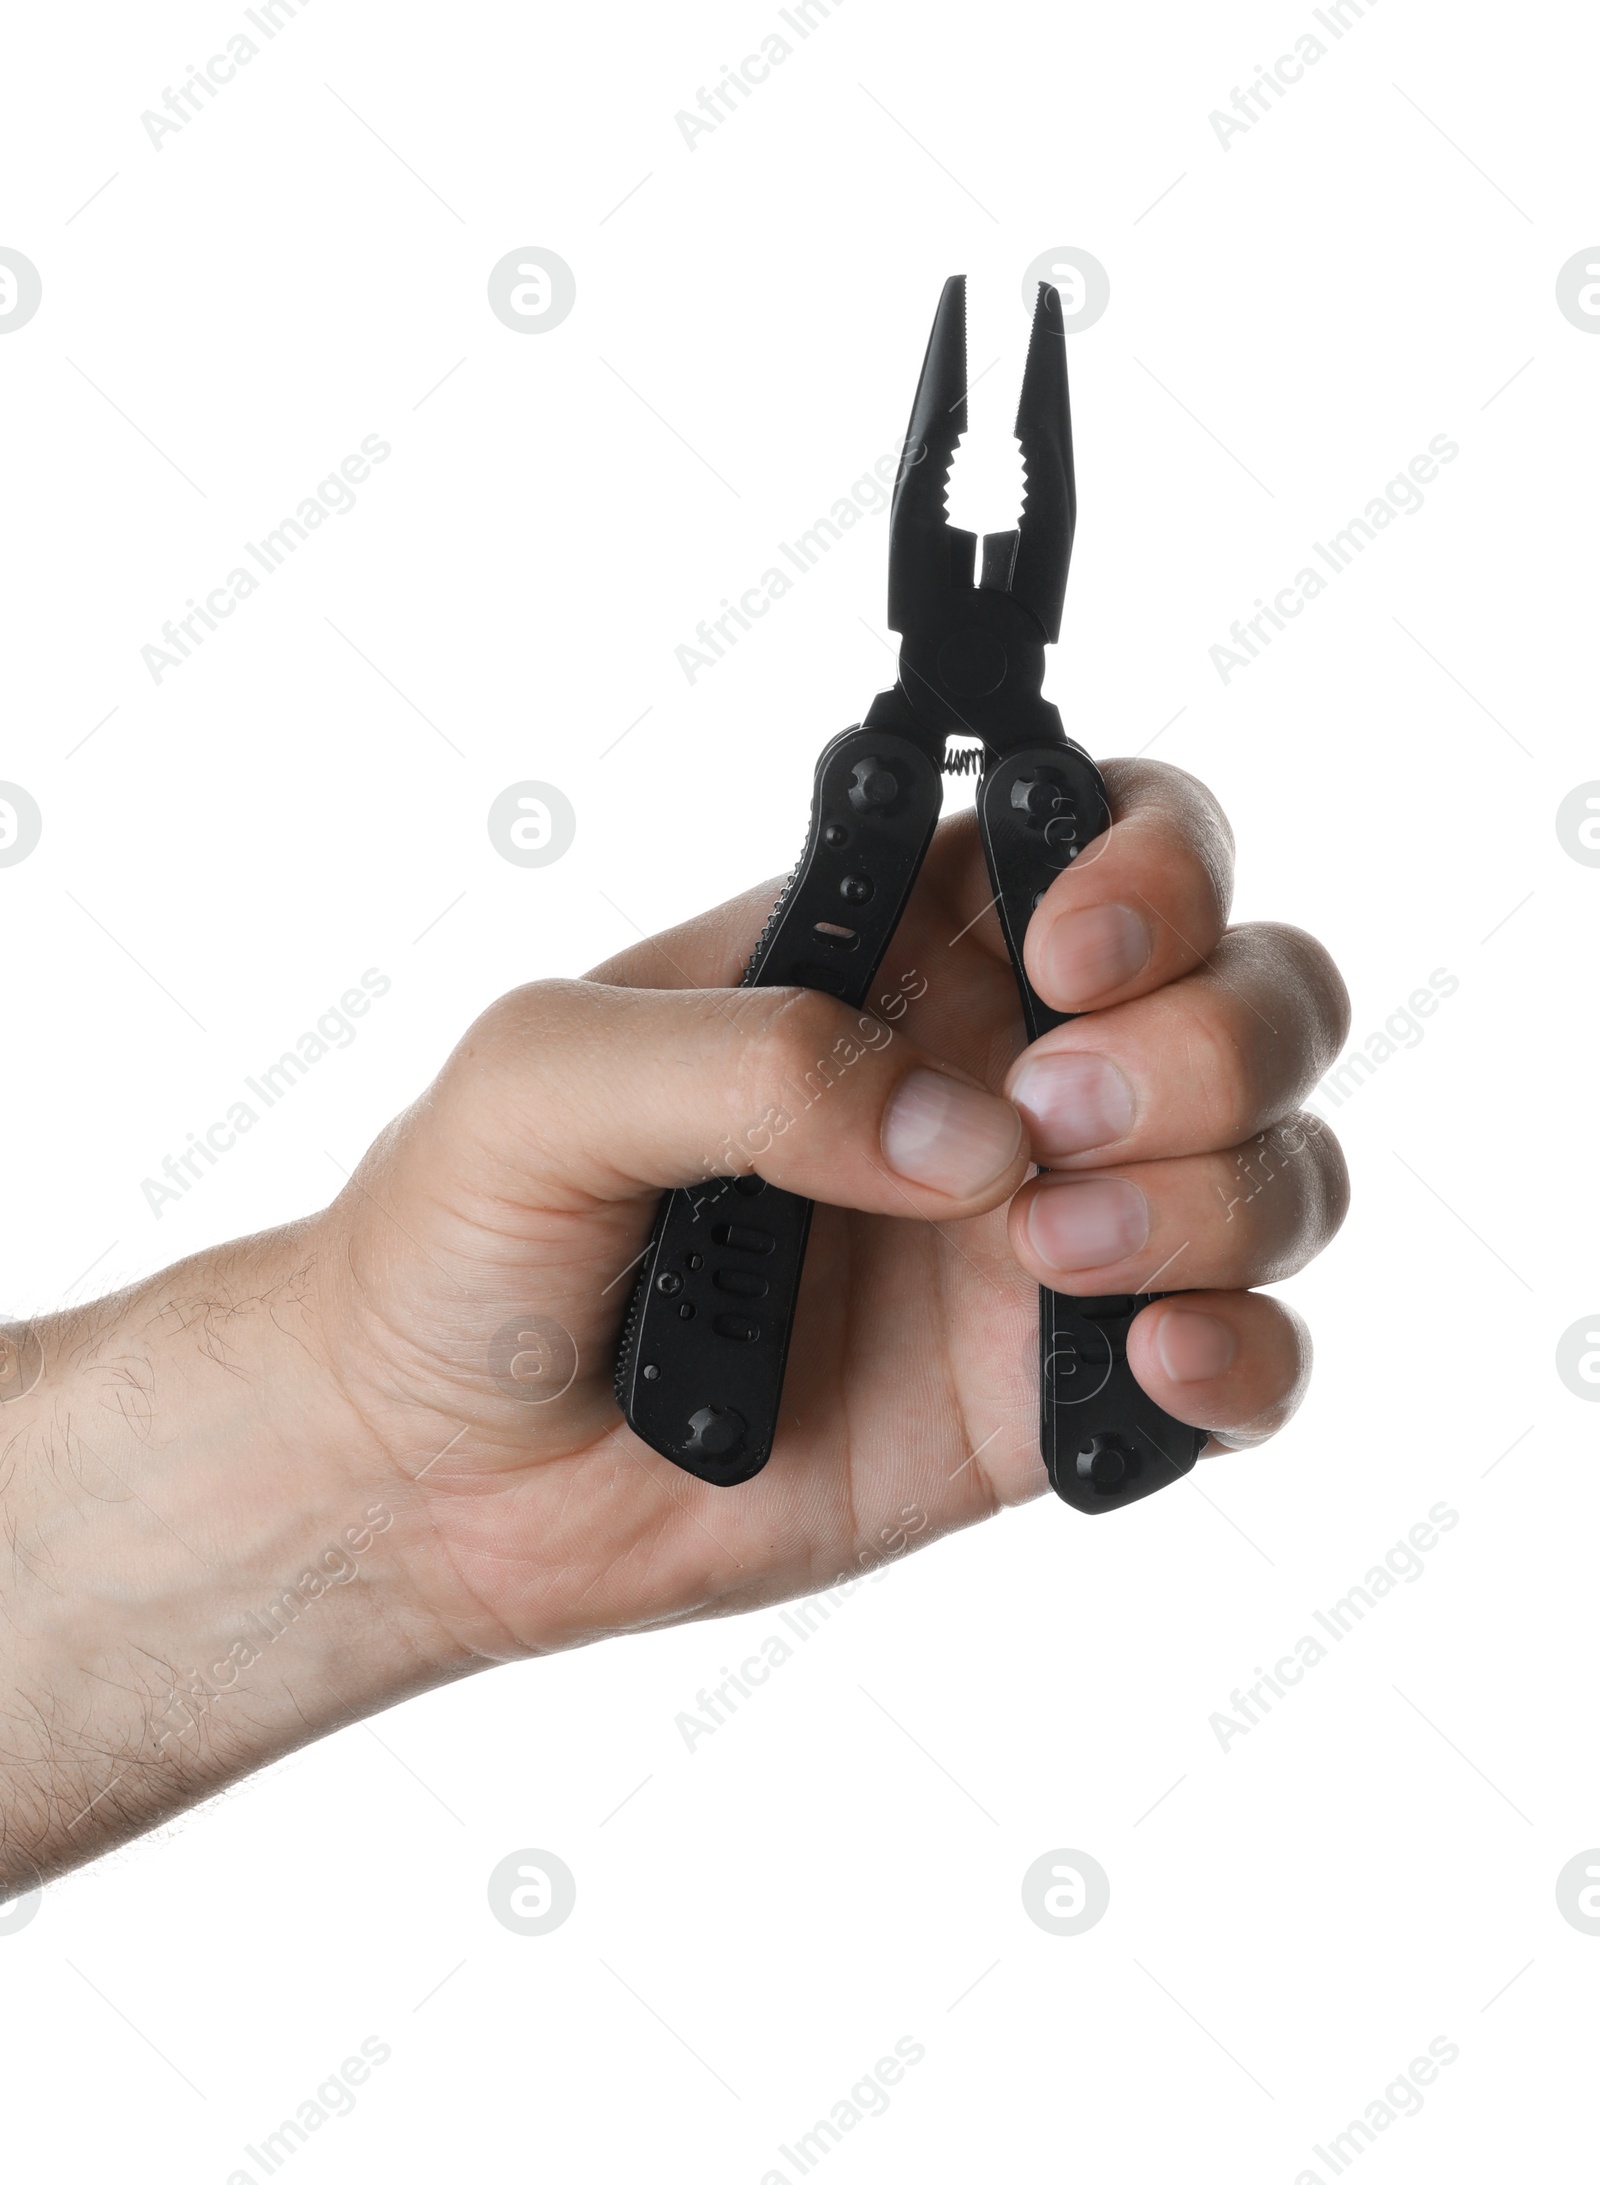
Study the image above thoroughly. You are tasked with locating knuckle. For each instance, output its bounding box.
[429,978,592,1140]
[741,985,859,1113]
[1206,924,1352,1111]
[1208,1113,1347,1278]
[1264,1112,1347,1232]
[1235,1297,1315,1442]
[454,978,579,1073]
[1185,1008,1259,1144]
[1175,780,1237,925]
[1103,759,1236,932]
[1190,1293,1313,1447]
[1305,1116,1351,1238]
[1141,759,1236,899]
[1258,921,1354,1067]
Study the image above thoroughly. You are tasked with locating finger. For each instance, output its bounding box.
[1016,759,1234,1012]
[590,755,1235,1013]
[424,978,1029,1222]
[585,805,999,996]
[1005,923,1352,1166]
[1124,1292,1313,1450]
[586,874,783,991]
[1007,1117,1349,1294]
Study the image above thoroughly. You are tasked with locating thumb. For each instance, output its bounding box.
[426,978,1028,1223]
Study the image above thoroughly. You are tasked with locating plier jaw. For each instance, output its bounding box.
[873,276,1077,763]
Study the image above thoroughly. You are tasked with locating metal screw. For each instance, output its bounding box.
[848,759,899,815]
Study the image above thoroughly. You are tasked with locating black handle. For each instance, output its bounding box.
[615,728,943,1483]
[976,746,1207,1513]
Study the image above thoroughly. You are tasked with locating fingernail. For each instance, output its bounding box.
[1026,1178,1148,1271]
[882,1069,1023,1197]
[1156,1310,1237,1384]
[1040,902,1150,1007]
[1010,1052,1134,1156]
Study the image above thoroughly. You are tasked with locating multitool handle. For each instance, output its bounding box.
[976,745,1208,1512]
[614,728,943,1484]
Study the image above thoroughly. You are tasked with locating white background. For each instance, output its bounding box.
[1,1,1596,2178]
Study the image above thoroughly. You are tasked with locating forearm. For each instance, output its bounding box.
[0,1220,463,1892]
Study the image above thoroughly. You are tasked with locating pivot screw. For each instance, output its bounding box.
[656,1272,683,1297]
[840,872,874,905]
[1074,1436,1130,1492]
[848,758,899,815]
[1011,772,1072,824]
[684,1405,747,1458]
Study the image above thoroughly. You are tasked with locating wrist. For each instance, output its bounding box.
[0,1216,467,1890]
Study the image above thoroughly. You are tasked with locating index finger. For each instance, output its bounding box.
[586,874,783,990]
[931,758,1236,1011]
[1019,758,1236,1013]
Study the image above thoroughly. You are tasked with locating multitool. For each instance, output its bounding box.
[614,276,1207,1514]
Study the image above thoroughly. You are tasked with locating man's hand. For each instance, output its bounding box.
[0,760,1347,1887]
[315,759,1349,1648]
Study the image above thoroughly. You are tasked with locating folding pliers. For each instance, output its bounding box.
[614,275,1207,1513]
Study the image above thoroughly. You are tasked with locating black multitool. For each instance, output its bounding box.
[613,276,1207,1513]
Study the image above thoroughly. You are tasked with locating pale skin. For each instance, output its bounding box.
[0,760,1348,1894]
